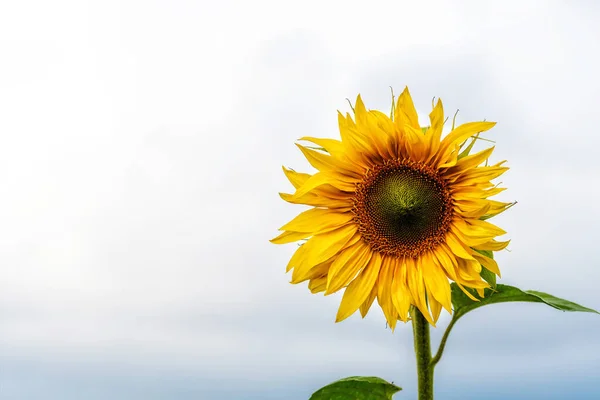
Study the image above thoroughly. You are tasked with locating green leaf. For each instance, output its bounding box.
[421,126,429,134]
[451,283,600,319]
[309,376,402,400]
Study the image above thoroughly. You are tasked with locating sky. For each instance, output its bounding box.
[1,0,599,399]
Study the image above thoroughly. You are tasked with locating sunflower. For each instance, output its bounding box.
[271,88,511,328]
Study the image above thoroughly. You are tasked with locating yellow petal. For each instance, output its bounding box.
[457,257,482,277]
[451,218,498,246]
[456,202,491,219]
[432,246,459,281]
[421,254,452,314]
[289,224,357,279]
[291,172,332,198]
[445,232,476,260]
[438,144,460,168]
[429,296,443,323]
[466,219,507,237]
[482,186,507,198]
[300,136,366,168]
[359,284,378,318]
[270,230,312,244]
[457,132,479,159]
[295,143,361,179]
[402,124,428,162]
[390,257,412,322]
[481,200,514,219]
[472,251,501,277]
[450,226,493,248]
[282,166,310,189]
[279,191,352,210]
[448,146,495,174]
[308,275,327,293]
[368,110,397,138]
[292,258,332,284]
[454,198,490,213]
[406,259,435,325]
[473,239,510,251]
[286,244,307,273]
[281,178,353,208]
[326,241,372,294]
[364,113,395,161]
[456,167,509,186]
[437,121,496,166]
[338,111,376,157]
[279,208,354,233]
[454,280,480,301]
[335,252,382,322]
[426,98,444,158]
[377,256,399,328]
[395,87,420,130]
[298,136,346,158]
[293,172,355,198]
[354,94,368,127]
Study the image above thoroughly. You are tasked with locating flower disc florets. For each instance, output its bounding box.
[352,159,454,259]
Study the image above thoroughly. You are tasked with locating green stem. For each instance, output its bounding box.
[410,306,434,400]
[430,313,461,367]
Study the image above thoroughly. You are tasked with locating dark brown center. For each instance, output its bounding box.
[352,159,454,258]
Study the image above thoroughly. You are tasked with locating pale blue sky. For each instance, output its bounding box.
[1,0,599,399]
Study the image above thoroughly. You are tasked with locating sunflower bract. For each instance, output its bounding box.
[271,87,511,328]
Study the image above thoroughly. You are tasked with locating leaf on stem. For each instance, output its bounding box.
[451,283,600,317]
[309,376,402,400]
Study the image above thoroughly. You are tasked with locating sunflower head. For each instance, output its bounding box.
[272,87,512,328]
